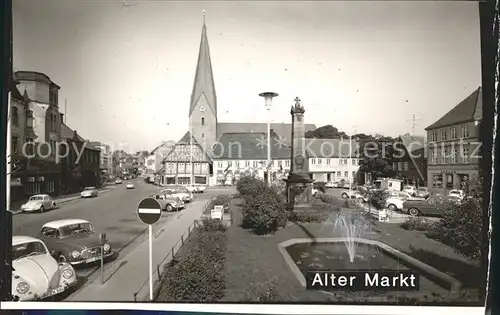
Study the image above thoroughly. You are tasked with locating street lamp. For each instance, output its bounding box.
[259,92,279,184]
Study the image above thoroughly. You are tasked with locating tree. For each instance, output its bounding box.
[305,125,348,139]
[357,136,397,180]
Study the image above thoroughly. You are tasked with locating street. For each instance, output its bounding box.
[12,180,224,279]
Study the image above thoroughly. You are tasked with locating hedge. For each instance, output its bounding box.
[425,176,484,260]
[156,219,227,302]
[237,175,288,235]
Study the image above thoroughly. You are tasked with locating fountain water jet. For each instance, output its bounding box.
[322,210,373,263]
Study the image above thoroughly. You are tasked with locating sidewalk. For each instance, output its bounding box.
[67,198,210,302]
[9,187,114,215]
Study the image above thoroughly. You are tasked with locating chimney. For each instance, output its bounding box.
[60,113,64,122]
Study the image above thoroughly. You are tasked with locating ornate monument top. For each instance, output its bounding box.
[291,96,305,115]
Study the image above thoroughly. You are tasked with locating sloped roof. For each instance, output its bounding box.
[162,131,212,162]
[11,85,24,102]
[14,71,60,89]
[305,138,358,158]
[400,134,425,153]
[426,87,482,130]
[61,123,100,151]
[189,21,217,117]
[216,122,316,142]
[213,132,291,160]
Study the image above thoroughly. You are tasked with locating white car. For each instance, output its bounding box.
[448,189,465,200]
[161,188,193,203]
[340,189,366,202]
[80,187,98,198]
[325,182,335,188]
[21,194,57,213]
[126,183,135,189]
[403,185,417,196]
[11,236,77,301]
[385,196,408,212]
[115,179,122,184]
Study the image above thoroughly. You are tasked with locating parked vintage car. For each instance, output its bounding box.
[186,184,207,193]
[341,188,368,203]
[38,219,114,265]
[115,179,122,184]
[150,194,184,212]
[126,182,135,189]
[402,196,456,217]
[210,206,224,220]
[80,187,98,198]
[416,187,430,198]
[11,235,78,301]
[161,187,193,203]
[385,192,411,212]
[21,194,57,213]
[448,189,465,200]
[402,185,417,196]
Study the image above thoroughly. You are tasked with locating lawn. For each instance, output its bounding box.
[155,196,483,305]
[221,198,483,305]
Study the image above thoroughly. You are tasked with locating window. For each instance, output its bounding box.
[337,171,341,177]
[344,171,348,177]
[236,161,240,167]
[245,161,250,167]
[446,174,454,188]
[326,159,331,164]
[201,117,205,126]
[442,148,448,164]
[285,160,290,167]
[398,162,402,171]
[352,171,356,178]
[343,159,348,165]
[311,159,316,165]
[392,162,397,170]
[432,174,443,188]
[463,147,469,163]
[431,132,437,142]
[451,128,456,140]
[253,161,258,167]
[352,159,357,165]
[217,162,223,168]
[202,133,205,139]
[11,136,18,154]
[462,125,469,138]
[278,160,282,167]
[47,181,55,193]
[451,149,457,163]
[441,129,447,141]
[317,159,322,164]
[403,162,409,171]
[11,107,19,126]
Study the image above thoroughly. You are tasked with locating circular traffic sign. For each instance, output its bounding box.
[137,197,162,225]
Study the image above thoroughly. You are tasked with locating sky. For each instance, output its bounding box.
[13,0,481,152]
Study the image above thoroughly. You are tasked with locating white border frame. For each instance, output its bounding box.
[0,303,486,315]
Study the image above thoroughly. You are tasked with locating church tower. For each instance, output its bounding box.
[189,13,217,152]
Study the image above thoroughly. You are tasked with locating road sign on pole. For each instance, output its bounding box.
[137,197,162,225]
[137,197,162,301]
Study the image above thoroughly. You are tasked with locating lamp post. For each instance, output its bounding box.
[348,125,357,198]
[259,92,278,184]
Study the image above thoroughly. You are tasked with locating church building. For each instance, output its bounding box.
[156,16,361,186]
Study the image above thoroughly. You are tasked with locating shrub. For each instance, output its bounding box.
[313,181,326,193]
[368,189,390,210]
[426,176,484,260]
[401,217,435,231]
[243,277,285,302]
[157,219,227,302]
[240,177,288,235]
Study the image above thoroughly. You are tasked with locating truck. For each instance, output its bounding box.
[373,178,403,192]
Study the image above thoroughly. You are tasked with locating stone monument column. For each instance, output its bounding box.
[285,97,314,210]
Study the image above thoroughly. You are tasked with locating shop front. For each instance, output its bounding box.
[427,164,479,195]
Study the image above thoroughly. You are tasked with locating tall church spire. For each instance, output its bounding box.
[189,11,217,117]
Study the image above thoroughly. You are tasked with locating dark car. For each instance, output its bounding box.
[402,196,455,217]
[38,219,114,265]
[416,187,430,199]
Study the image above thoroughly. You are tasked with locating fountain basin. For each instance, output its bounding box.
[278,238,461,299]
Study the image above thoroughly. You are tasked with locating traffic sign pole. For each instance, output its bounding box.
[149,224,153,301]
[137,197,162,302]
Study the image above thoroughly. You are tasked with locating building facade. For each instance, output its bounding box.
[61,123,101,192]
[425,87,482,195]
[158,132,211,185]
[89,141,113,178]
[306,138,360,183]
[13,71,63,196]
[390,134,427,187]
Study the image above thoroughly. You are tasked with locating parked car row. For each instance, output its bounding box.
[12,218,113,301]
